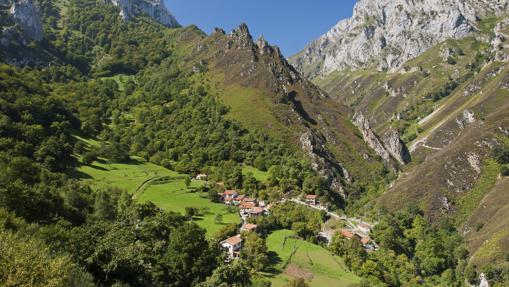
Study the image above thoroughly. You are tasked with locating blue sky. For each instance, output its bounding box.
[165,0,357,57]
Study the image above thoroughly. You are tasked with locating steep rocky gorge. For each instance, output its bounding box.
[353,111,410,168]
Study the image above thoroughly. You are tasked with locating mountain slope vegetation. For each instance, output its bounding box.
[1,0,508,286]
[292,2,509,285]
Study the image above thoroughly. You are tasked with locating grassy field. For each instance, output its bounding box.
[242,165,270,183]
[74,136,241,236]
[138,179,241,236]
[265,230,360,287]
[75,156,179,194]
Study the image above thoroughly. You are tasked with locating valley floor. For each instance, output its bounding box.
[74,144,359,285]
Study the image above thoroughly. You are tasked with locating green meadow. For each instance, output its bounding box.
[75,145,241,236]
[242,165,270,183]
[138,179,241,236]
[266,230,360,287]
[76,156,180,194]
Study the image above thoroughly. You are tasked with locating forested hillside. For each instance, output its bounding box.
[0,1,344,286]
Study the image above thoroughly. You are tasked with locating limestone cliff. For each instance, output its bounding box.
[353,111,410,168]
[111,0,179,28]
[290,0,508,78]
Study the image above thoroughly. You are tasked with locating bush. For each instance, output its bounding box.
[501,165,509,177]
[82,151,97,165]
[447,56,457,65]
[493,145,509,164]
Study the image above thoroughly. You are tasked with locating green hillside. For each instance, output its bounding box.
[266,230,360,287]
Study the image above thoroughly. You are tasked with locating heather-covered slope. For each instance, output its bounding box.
[293,2,509,281]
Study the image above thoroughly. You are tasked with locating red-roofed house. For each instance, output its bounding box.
[306,194,318,205]
[249,207,266,217]
[224,190,238,198]
[340,229,355,239]
[242,197,257,203]
[240,202,255,214]
[233,195,246,205]
[220,235,243,260]
[241,223,257,232]
[361,237,371,245]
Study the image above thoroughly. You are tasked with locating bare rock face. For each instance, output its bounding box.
[353,112,392,164]
[299,131,350,196]
[382,129,411,165]
[353,111,410,168]
[111,0,179,28]
[290,0,508,78]
[8,0,43,41]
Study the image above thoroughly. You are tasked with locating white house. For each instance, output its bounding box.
[195,173,208,180]
[239,202,255,214]
[223,190,238,199]
[220,235,243,260]
[306,194,318,206]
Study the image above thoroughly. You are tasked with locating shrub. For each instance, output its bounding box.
[501,165,509,177]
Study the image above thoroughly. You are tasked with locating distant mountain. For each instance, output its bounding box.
[290,0,508,78]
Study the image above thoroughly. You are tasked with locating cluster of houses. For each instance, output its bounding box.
[218,190,269,219]
[217,189,270,260]
[339,222,378,252]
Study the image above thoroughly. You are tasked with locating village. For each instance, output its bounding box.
[209,184,379,261]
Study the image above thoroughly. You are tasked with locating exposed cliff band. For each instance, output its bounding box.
[7,0,43,41]
[353,112,410,168]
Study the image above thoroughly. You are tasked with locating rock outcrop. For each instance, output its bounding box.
[290,0,508,78]
[111,0,179,28]
[382,129,411,165]
[353,112,410,167]
[8,0,43,41]
[299,131,350,197]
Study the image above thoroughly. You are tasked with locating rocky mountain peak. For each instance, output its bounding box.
[290,0,508,78]
[111,0,179,28]
[228,22,253,48]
